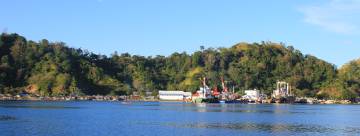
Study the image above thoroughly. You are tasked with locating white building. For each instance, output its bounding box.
[158,91,192,101]
[242,89,260,101]
[183,92,192,100]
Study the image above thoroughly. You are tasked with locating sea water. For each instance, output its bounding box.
[0,101,359,136]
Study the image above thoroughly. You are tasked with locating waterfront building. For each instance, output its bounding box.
[242,89,260,101]
[158,91,192,101]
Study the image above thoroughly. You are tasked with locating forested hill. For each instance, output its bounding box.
[0,33,359,99]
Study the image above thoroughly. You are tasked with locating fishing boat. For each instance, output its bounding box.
[192,77,219,103]
[217,77,245,103]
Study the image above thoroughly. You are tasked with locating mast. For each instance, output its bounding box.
[202,77,207,98]
[221,77,228,93]
[232,84,234,94]
[286,83,289,96]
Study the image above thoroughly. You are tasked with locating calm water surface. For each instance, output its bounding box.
[0,101,360,136]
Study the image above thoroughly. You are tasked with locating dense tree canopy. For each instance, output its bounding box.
[0,33,358,99]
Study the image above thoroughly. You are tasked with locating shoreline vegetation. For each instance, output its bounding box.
[0,94,358,104]
[1,33,360,102]
[0,94,153,102]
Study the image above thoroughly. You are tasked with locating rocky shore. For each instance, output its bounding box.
[293,97,359,104]
[0,94,358,104]
[0,94,126,101]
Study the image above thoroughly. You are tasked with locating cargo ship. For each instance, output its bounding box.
[192,77,219,103]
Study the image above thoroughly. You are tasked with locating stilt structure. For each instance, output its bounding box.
[272,81,295,103]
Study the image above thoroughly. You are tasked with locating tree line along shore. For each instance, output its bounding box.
[0,93,357,104]
[1,33,360,101]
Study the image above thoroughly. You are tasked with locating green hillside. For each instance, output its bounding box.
[0,33,358,99]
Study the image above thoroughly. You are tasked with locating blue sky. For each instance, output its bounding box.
[1,0,360,67]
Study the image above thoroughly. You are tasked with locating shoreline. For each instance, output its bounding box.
[0,94,359,104]
[0,97,359,105]
[0,95,126,102]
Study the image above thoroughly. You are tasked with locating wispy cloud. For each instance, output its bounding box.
[299,0,360,34]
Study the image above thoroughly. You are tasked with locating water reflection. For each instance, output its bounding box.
[0,115,16,121]
[137,103,307,114]
[0,101,82,110]
[138,121,360,134]
[0,105,80,109]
